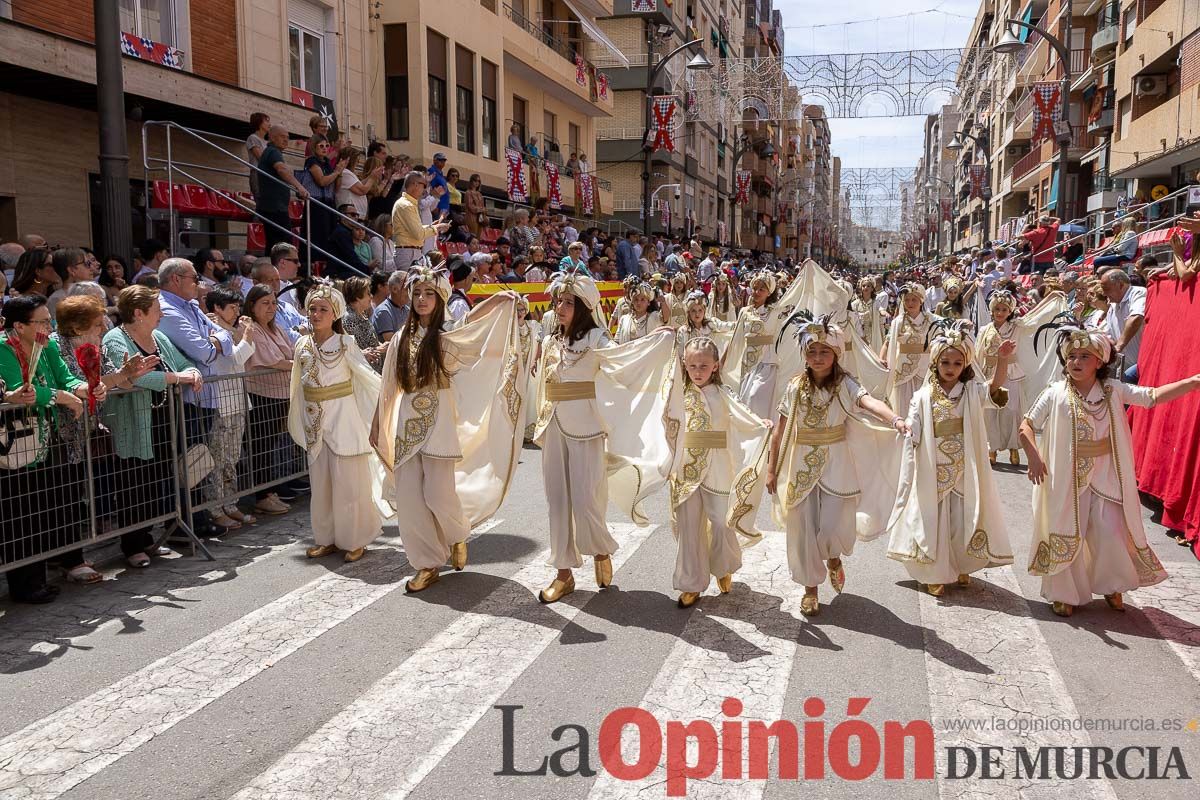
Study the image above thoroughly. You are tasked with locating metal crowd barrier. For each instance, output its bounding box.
[0,367,306,578]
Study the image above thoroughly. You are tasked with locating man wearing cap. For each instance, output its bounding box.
[392,171,450,269]
[428,153,451,216]
[447,256,476,324]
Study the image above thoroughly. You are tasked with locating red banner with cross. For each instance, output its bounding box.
[941,199,952,221]
[597,73,609,101]
[545,161,561,210]
[1031,82,1060,145]
[969,165,986,199]
[575,55,587,87]
[505,148,527,203]
[651,96,678,152]
[577,173,594,215]
[735,170,752,204]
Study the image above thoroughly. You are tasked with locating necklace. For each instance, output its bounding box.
[122,324,158,354]
[1068,381,1109,421]
[313,336,347,368]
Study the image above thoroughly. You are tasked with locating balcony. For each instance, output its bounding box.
[1091,19,1119,61]
[1087,88,1116,133]
[1011,147,1043,182]
[501,4,614,116]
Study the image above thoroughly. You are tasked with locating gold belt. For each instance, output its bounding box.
[303,380,353,402]
[1076,437,1111,458]
[899,343,925,354]
[546,380,597,401]
[844,338,853,351]
[684,430,727,449]
[934,417,963,438]
[747,334,774,346]
[793,424,846,445]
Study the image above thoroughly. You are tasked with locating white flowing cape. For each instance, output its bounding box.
[976,292,1068,410]
[374,297,523,527]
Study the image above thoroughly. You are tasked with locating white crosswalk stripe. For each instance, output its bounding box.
[228,522,658,800]
[585,533,802,800]
[917,566,1119,800]
[0,520,501,800]
[1132,561,1200,688]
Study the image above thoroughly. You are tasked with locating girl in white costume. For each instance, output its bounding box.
[851,277,886,354]
[608,275,641,335]
[615,282,668,344]
[665,273,690,327]
[372,266,522,593]
[886,319,1017,596]
[288,285,385,563]
[677,290,735,353]
[1019,324,1200,617]
[707,271,741,323]
[533,270,679,603]
[881,283,934,420]
[666,338,771,608]
[724,271,783,420]
[767,315,909,616]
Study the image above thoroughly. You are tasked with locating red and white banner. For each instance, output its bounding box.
[631,0,656,11]
[1031,81,1061,144]
[545,161,561,210]
[574,55,587,87]
[940,199,952,221]
[577,173,594,215]
[969,165,986,199]
[120,32,183,68]
[505,148,527,203]
[734,170,752,205]
[660,199,670,228]
[597,73,609,101]
[651,96,678,152]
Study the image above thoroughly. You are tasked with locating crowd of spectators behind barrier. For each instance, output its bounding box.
[1,109,1198,606]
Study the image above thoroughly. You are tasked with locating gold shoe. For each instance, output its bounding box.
[1104,592,1125,612]
[594,555,612,588]
[1052,601,1074,617]
[539,574,575,604]
[828,560,845,594]
[406,568,440,593]
[1009,449,1020,466]
[306,544,338,558]
[716,574,733,594]
[800,592,820,617]
[989,450,997,464]
[926,583,945,597]
[450,541,467,571]
[957,573,971,587]
[678,591,700,608]
[343,547,365,563]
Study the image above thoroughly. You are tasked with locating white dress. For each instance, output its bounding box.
[884,312,932,420]
[727,303,779,420]
[977,320,1024,451]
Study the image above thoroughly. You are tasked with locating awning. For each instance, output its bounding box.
[562,0,629,68]
[1079,141,1107,166]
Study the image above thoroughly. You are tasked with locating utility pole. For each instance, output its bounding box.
[94,0,133,261]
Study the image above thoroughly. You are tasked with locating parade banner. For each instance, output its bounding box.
[969,165,986,200]
[597,73,609,101]
[735,170,752,204]
[631,0,656,11]
[574,55,587,87]
[505,148,527,203]
[651,96,678,152]
[544,161,561,210]
[577,172,595,215]
[1031,82,1060,144]
[120,32,183,68]
[941,199,952,222]
[660,199,670,228]
[467,281,624,318]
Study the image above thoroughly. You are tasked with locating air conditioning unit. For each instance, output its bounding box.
[1006,146,1022,156]
[1135,75,1168,97]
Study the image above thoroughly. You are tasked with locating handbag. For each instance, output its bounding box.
[185,443,215,489]
[297,165,334,204]
[0,411,47,470]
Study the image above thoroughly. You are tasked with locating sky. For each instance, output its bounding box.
[774,0,979,170]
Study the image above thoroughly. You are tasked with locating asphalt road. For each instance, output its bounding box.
[2,447,1199,800]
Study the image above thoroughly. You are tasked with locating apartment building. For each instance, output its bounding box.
[0,0,373,247]
[912,104,960,258]
[375,0,618,218]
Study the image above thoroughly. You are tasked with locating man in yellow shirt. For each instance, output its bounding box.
[392,171,450,269]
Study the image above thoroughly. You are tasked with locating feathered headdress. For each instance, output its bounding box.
[899,281,926,301]
[926,316,977,364]
[749,270,776,295]
[303,279,347,318]
[684,289,707,309]
[405,264,452,304]
[777,309,845,357]
[1033,311,1113,365]
[629,281,656,302]
[987,289,1018,313]
[943,277,964,294]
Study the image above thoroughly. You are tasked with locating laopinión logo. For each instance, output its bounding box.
[494,699,1192,795]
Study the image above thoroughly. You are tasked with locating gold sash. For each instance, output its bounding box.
[683,430,727,449]
[934,417,964,438]
[794,424,846,445]
[899,343,925,354]
[545,380,597,401]
[303,380,353,403]
[1076,437,1111,458]
[747,334,774,346]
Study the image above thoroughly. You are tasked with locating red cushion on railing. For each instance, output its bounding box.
[151,180,172,209]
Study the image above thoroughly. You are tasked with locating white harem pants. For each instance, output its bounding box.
[1040,490,1140,606]
[785,488,857,587]
[672,489,741,592]
[309,448,381,551]
[393,453,471,570]
[542,422,619,569]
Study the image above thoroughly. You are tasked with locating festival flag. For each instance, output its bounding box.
[597,73,609,101]
[631,0,656,11]
[650,96,678,152]
[941,199,952,221]
[1031,82,1061,144]
[969,165,986,199]
[545,161,561,210]
[574,55,587,87]
[120,32,183,69]
[734,170,752,205]
[505,148,527,203]
[660,199,670,228]
[577,173,595,215]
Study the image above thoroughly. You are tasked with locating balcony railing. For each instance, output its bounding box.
[1011,147,1043,181]
[503,4,601,90]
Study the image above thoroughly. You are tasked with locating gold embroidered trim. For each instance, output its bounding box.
[396,390,437,461]
[965,528,1012,563]
[1029,531,1081,576]
[933,417,964,438]
[670,383,712,508]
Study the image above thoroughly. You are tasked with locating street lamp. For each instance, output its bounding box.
[947,126,992,245]
[993,16,1072,226]
[641,32,713,238]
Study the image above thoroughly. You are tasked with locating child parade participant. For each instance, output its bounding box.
[768,314,909,616]
[707,271,740,323]
[615,282,666,344]
[851,277,885,354]
[288,284,385,563]
[666,273,690,327]
[887,319,1017,596]
[1020,323,1200,617]
[372,265,522,593]
[724,270,784,420]
[677,290,734,353]
[882,283,934,420]
[608,275,641,333]
[666,338,771,607]
[934,277,976,320]
[533,270,679,603]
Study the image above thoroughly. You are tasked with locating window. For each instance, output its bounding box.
[384,25,409,140]
[428,30,449,145]
[568,123,580,158]
[289,24,323,93]
[482,60,498,160]
[120,0,177,44]
[456,46,475,154]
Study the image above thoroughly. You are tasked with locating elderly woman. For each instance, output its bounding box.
[341,275,385,371]
[0,296,94,602]
[101,286,202,567]
[506,209,539,261]
[243,284,297,516]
